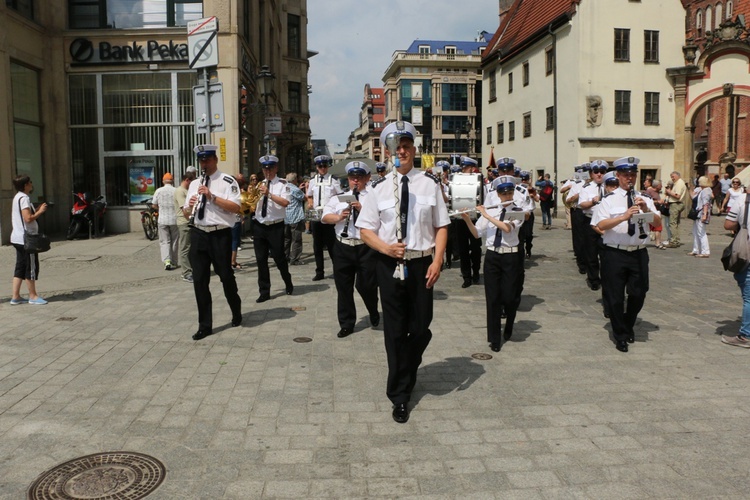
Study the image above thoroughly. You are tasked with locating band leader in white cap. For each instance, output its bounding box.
[591,156,660,353]
[185,145,242,340]
[356,121,450,424]
[322,161,380,339]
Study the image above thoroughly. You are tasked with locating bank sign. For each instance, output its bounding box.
[69,38,188,65]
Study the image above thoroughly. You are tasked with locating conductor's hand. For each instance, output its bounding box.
[386,242,406,259]
[425,259,442,289]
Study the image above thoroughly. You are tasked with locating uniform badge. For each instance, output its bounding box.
[231,185,238,193]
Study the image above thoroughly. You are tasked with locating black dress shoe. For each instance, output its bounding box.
[490,343,501,352]
[337,328,353,338]
[370,312,380,327]
[586,279,601,291]
[392,403,409,423]
[256,294,270,303]
[286,284,294,295]
[615,340,629,352]
[472,275,480,284]
[231,316,242,327]
[445,261,451,269]
[312,274,325,281]
[461,279,472,288]
[192,329,212,341]
[578,267,586,275]
[627,333,635,344]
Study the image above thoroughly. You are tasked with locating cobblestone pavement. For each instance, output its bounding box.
[1,216,749,499]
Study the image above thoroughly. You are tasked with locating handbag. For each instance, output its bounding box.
[18,198,51,254]
[658,202,670,217]
[721,196,750,273]
[687,196,700,220]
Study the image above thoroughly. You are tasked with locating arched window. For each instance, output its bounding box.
[706,5,713,32]
[697,9,703,29]
[727,1,733,19]
[716,2,723,25]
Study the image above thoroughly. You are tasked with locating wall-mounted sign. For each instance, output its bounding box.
[265,116,282,135]
[68,38,188,65]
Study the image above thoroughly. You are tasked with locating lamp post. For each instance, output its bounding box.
[286,117,298,174]
[453,127,463,166]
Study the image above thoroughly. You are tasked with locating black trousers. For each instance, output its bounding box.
[581,215,602,285]
[332,240,379,330]
[484,250,524,344]
[457,219,482,279]
[600,247,649,342]
[448,220,460,260]
[375,254,434,405]
[189,227,241,332]
[252,221,293,295]
[571,208,587,269]
[311,221,336,275]
[520,212,535,256]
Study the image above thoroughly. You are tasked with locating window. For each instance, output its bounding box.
[419,45,430,58]
[288,82,301,113]
[545,46,554,75]
[508,72,513,94]
[615,90,631,124]
[69,0,203,29]
[523,112,531,138]
[614,28,630,61]
[442,83,467,111]
[442,116,468,134]
[489,69,497,102]
[644,92,659,125]
[697,9,703,30]
[287,14,301,59]
[11,62,44,201]
[546,106,554,130]
[727,1,733,18]
[716,3,723,25]
[497,122,504,144]
[644,30,659,63]
[486,126,492,145]
[706,6,713,32]
[508,121,515,141]
[522,62,529,86]
[6,0,34,19]
[445,46,456,60]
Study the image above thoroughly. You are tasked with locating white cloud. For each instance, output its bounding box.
[307,0,500,148]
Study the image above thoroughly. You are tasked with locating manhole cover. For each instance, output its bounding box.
[290,306,306,311]
[28,451,165,500]
[293,337,312,343]
[57,317,77,322]
[471,353,493,361]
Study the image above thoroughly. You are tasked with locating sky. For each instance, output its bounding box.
[307,0,502,151]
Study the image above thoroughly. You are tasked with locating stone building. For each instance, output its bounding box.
[1,0,312,240]
[346,84,385,162]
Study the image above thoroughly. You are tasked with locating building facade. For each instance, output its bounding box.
[1,0,311,241]
[482,0,686,186]
[346,84,385,162]
[381,34,493,167]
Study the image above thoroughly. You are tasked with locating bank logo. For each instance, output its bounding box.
[70,38,94,62]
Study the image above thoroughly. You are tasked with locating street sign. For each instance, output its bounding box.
[265,116,282,135]
[187,16,219,69]
[193,83,225,133]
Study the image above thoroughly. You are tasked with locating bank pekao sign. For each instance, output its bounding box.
[69,38,188,65]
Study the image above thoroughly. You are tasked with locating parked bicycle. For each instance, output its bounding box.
[140,198,159,241]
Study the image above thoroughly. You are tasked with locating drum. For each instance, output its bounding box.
[448,173,484,213]
[305,208,323,222]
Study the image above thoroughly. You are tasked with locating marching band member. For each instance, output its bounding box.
[253,155,294,303]
[460,175,525,352]
[306,155,343,281]
[374,162,387,182]
[591,157,660,353]
[322,161,380,338]
[577,160,609,291]
[568,163,589,274]
[436,160,453,268]
[519,170,537,258]
[457,156,483,288]
[356,121,450,424]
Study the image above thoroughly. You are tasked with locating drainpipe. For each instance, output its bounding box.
[549,22,559,216]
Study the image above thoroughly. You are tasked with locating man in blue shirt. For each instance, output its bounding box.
[284,173,306,265]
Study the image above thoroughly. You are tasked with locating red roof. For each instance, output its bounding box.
[483,0,580,64]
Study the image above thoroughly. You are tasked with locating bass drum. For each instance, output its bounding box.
[448,173,484,212]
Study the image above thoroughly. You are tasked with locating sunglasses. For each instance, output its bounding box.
[591,168,607,174]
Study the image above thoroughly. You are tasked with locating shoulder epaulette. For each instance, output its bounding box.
[583,181,592,188]
[603,192,614,198]
[424,171,440,184]
[222,175,234,184]
[277,179,287,184]
[371,176,387,187]
[639,192,651,199]
[516,186,523,192]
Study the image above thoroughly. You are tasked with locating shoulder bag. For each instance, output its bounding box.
[18,198,51,254]
[721,196,750,273]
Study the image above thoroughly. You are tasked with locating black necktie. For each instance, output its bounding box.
[598,184,604,201]
[627,191,635,236]
[400,176,409,240]
[317,175,323,206]
[261,182,269,218]
[494,208,507,248]
[197,177,209,220]
[352,190,360,224]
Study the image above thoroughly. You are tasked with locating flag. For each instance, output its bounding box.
[487,146,496,169]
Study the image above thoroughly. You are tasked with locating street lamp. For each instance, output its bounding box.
[256,65,275,111]
[453,127,463,166]
[286,118,298,174]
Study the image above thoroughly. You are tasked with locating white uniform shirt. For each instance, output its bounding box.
[567,180,584,201]
[578,181,606,217]
[591,187,658,246]
[184,170,241,227]
[152,184,177,225]
[322,188,370,240]
[475,204,524,248]
[512,184,533,212]
[356,169,450,251]
[254,176,291,224]
[307,173,342,208]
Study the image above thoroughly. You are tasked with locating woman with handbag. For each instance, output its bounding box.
[10,175,48,305]
[646,179,666,249]
[721,178,744,214]
[689,176,713,258]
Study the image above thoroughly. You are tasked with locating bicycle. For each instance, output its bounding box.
[140,198,159,241]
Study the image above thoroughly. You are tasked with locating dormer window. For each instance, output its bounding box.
[419,45,430,59]
[445,46,456,60]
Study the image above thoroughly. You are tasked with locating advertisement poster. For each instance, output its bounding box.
[129,157,156,203]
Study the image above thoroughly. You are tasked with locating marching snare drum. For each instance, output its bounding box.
[448,173,484,215]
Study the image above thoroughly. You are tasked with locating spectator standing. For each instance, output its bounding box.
[538,174,554,229]
[152,173,178,270]
[284,173,306,265]
[646,179,666,249]
[721,178,744,215]
[719,173,732,212]
[230,174,247,270]
[689,176,713,258]
[722,192,750,348]
[664,170,687,248]
[10,175,48,305]
[174,172,195,282]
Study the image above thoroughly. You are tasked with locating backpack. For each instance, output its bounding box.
[540,183,553,201]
